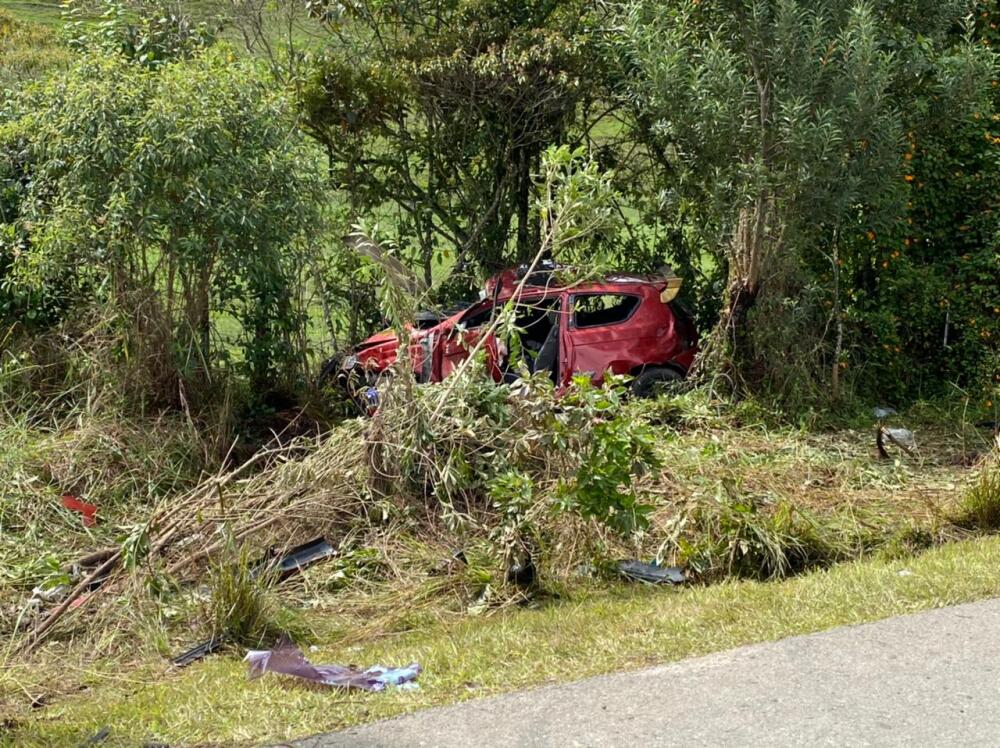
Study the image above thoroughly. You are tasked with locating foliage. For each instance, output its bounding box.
[0,46,324,400]
[624,1,905,393]
[553,374,658,534]
[205,537,286,647]
[63,0,215,67]
[621,0,996,408]
[660,481,878,580]
[951,451,1000,531]
[298,0,609,288]
[370,364,660,577]
[856,4,1000,403]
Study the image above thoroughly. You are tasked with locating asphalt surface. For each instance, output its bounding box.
[287,597,1000,747]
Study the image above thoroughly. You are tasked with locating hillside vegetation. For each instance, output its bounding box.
[0,0,997,744]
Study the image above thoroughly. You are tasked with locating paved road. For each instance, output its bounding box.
[290,598,1000,747]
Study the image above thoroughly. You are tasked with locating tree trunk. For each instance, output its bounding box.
[700,195,775,389]
[515,147,531,262]
[831,232,843,401]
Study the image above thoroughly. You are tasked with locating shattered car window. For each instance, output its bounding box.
[573,294,640,328]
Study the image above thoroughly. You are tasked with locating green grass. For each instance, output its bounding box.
[0,1,63,27]
[7,534,1000,746]
[0,0,231,26]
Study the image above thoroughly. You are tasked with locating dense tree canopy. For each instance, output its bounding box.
[0,0,996,411]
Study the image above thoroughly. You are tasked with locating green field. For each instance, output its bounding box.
[0,0,62,25]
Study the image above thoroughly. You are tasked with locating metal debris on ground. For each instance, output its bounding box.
[245,637,421,691]
[61,494,97,527]
[876,426,916,459]
[617,560,686,585]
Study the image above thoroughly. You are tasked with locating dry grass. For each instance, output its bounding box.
[7,534,1000,746]
[0,387,996,737]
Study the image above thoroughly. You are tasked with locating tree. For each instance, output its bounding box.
[622,0,986,400]
[0,46,323,400]
[297,0,608,288]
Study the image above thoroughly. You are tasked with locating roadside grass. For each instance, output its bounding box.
[4,534,1000,746]
[0,381,994,743]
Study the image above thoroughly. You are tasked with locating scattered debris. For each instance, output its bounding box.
[61,494,97,527]
[431,549,469,576]
[876,426,916,459]
[78,726,110,746]
[618,560,686,585]
[506,556,536,588]
[951,450,986,467]
[171,637,225,668]
[66,548,117,572]
[245,637,420,691]
[256,537,335,581]
[29,584,70,605]
[68,594,90,610]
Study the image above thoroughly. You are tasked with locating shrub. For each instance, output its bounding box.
[1,46,324,404]
[204,539,286,648]
[951,457,1000,531]
[369,365,660,581]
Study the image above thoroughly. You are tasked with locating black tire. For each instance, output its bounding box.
[316,355,343,389]
[631,366,683,399]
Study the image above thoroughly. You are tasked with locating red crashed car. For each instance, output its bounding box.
[331,262,698,408]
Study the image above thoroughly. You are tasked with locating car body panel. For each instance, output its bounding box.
[345,267,698,395]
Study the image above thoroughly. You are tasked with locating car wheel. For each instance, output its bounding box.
[631,366,683,399]
[316,355,343,389]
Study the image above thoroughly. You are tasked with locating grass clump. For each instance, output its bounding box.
[661,483,845,580]
[205,539,295,649]
[950,454,1000,531]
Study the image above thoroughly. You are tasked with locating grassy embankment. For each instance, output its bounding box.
[7,536,1000,746]
[1,395,996,746]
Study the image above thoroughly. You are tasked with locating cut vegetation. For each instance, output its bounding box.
[1,384,997,743]
[1,0,998,745]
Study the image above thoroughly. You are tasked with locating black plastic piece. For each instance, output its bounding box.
[255,537,335,581]
[78,726,110,746]
[171,637,224,668]
[506,556,537,588]
[618,560,686,585]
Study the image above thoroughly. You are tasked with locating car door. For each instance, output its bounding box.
[438,303,501,381]
[564,291,648,382]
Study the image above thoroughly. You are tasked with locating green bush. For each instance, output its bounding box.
[370,365,660,581]
[663,482,861,581]
[1,46,324,401]
[951,459,1000,531]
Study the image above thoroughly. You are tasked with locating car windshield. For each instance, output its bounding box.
[461,296,552,330]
